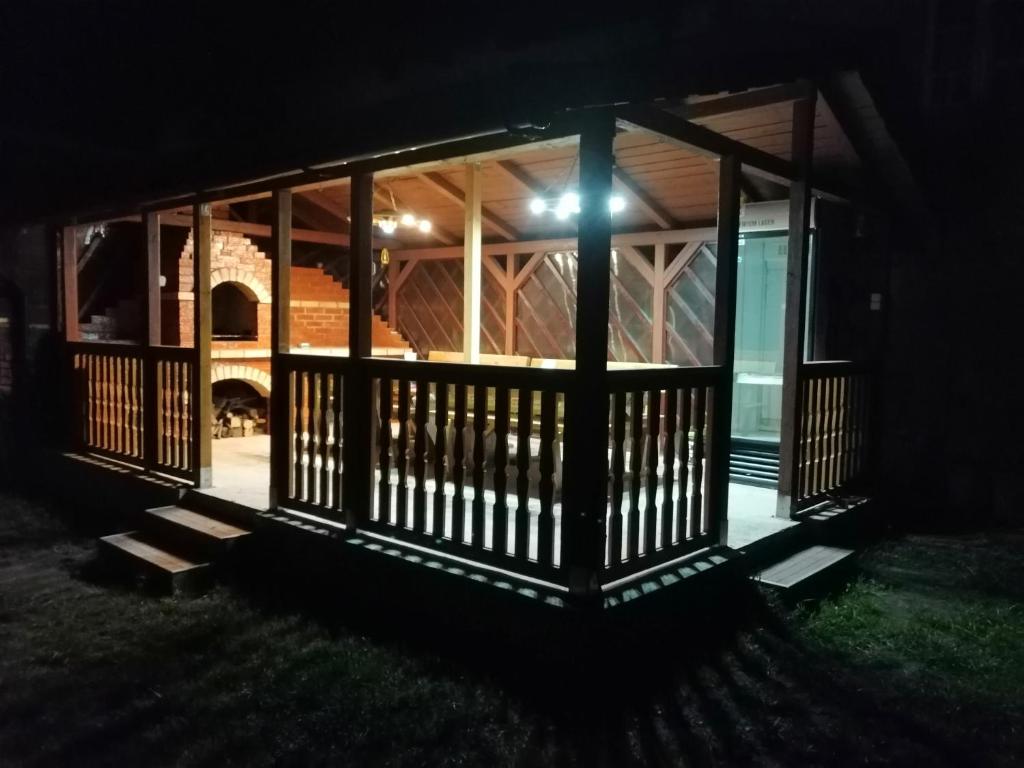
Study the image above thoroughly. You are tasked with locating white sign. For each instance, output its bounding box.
[732,200,816,234]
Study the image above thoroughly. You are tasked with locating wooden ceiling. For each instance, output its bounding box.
[202,85,864,250]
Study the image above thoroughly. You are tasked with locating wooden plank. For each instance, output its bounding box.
[777,90,817,518]
[617,105,797,184]
[652,244,666,363]
[162,212,350,246]
[193,204,212,488]
[492,386,510,555]
[269,189,292,509]
[390,225,721,262]
[62,226,79,341]
[612,166,674,229]
[143,213,161,346]
[757,545,854,589]
[471,383,487,548]
[146,506,249,539]
[463,163,482,363]
[674,83,806,121]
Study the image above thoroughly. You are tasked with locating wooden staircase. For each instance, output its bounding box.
[99,500,252,595]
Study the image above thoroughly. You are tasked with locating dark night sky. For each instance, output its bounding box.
[0,1,997,225]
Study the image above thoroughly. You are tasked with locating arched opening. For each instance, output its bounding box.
[212,378,267,438]
[212,282,258,340]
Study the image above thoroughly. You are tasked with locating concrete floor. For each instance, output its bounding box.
[201,435,795,551]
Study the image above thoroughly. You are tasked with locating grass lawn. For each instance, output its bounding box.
[1,490,1023,766]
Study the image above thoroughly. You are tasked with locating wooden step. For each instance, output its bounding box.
[142,505,251,561]
[754,545,856,591]
[99,531,211,595]
[146,506,250,540]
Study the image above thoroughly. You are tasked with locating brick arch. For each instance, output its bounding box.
[211,364,272,396]
[210,268,271,303]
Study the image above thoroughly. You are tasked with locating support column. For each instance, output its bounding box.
[463,163,482,363]
[342,173,375,529]
[142,212,161,471]
[269,189,292,509]
[61,226,79,341]
[565,110,615,596]
[193,204,213,488]
[504,255,516,355]
[777,89,817,518]
[652,244,666,363]
[143,213,161,346]
[706,156,742,544]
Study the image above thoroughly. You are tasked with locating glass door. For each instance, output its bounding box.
[731,234,788,443]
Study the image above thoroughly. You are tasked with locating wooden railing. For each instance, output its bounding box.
[794,361,871,509]
[68,342,197,482]
[275,354,347,518]
[365,359,573,586]
[604,366,724,581]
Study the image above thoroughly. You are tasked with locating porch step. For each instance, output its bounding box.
[753,544,856,596]
[99,531,211,595]
[142,505,251,561]
[730,439,779,488]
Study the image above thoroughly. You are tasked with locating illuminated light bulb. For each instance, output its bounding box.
[400,213,416,227]
[378,217,397,235]
[417,219,432,233]
[608,195,626,214]
[529,198,547,215]
[560,191,580,213]
[554,204,571,220]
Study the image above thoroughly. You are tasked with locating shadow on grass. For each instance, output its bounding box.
[1,490,1017,766]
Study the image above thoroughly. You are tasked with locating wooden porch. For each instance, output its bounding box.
[59,82,879,601]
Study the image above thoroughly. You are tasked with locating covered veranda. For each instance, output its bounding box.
[62,79,876,598]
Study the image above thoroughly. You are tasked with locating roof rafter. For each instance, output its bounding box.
[417,171,521,241]
[373,183,458,246]
[611,166,675,229]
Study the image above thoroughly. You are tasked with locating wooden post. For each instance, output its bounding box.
[565,110,614,596]
[143,213,161,346]
[193,204,213,488]
[777,89,817,518]
[504,255,516,355]
[342,173,375,528]
[269,189,292,509]
[652,243,666,363]
[463,163,482,363]
[62,226,79,341]
[142,212,161,471]
[706,155,741,544]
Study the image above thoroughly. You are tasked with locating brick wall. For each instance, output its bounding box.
[163,231,408,390]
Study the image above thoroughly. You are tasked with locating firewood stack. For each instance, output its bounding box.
[212,400,267,439]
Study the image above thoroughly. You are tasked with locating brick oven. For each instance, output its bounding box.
[159,229,409,435]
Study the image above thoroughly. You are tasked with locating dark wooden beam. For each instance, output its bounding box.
[672,82,809,121]
[611,166,675,229]
[342,173,375,530]
[418,171,521,241]
[162,213,349,246]
[707,154,742,545]
[566,109,615,596]
[777,90,817,518]
[616,105,798,184]
[143,212,161,346]
[193,203,213,488]
[494,159,547,197]
[61,226,79,341]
